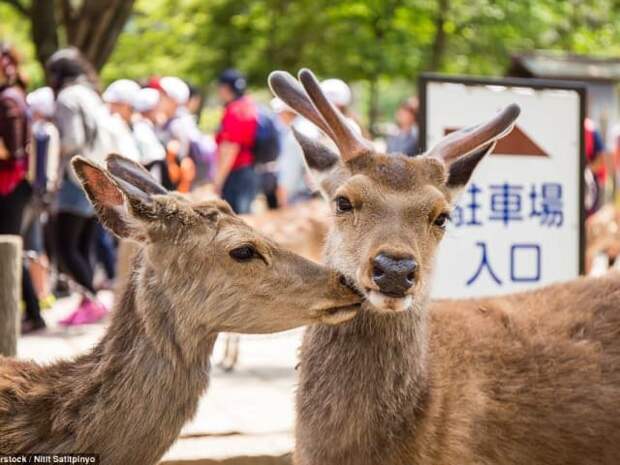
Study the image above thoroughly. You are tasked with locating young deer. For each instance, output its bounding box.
[0,154,360,464]
[269,69,620,465]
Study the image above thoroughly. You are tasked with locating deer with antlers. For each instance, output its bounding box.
[269,69,620,465]
[0,154,360,464]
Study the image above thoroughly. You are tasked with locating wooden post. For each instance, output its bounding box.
[0,235,22,356]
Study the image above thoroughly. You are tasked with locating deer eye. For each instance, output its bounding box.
[433,212,450,229]
[335,196,353,213]
[230,245,259,262]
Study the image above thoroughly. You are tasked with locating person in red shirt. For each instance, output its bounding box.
[0,43,45,332]
[214,69,258,213]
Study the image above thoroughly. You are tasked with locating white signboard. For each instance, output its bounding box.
[421,76,585,299]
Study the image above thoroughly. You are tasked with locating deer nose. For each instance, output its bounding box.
[371,254,417,297]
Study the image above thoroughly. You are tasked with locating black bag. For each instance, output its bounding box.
[252,107,281,164]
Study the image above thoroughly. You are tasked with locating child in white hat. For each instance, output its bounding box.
[131,87,167,185]
[102,79,141,162]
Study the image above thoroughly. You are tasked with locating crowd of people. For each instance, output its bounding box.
[7,38,620,338]
[0,43,422,334]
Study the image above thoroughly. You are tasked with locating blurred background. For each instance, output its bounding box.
[2,1,620,464]
[2,0,620,132]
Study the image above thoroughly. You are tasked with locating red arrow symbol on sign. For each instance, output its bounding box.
[444,125,549,157]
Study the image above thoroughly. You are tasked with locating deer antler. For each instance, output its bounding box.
[297,69,373,160]
[268,70,337,141]
[268,69,373,161]
[425,103,521,162]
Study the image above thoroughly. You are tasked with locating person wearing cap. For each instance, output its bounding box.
[131,87,168,185]
[214,68,258,214]
[157,76,197,192]
[158,76,194,157]
[271,97,316,206]
[25,86,59,313]
[321,78,363,136]
[102,79,141,162]
[46,48,111,325]
[27,86,60,192]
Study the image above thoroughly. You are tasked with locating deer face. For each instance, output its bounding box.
[171,206,362,333]
[72,154,361,335]
[269,69,519,313]
[320,154,452,312]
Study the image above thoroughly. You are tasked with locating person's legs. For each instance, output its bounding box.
[222,170,241,213]
[222,167,258,214]
[238,167,258,214]
[79,216,98,279]
[23,208,53,303]
[22,264,44,323]
[0,181,45,331]
[57,213,108,326]
[0,180,30,235]
[95,222,116,282]
[56,212,96,294]
[261,171,279,210]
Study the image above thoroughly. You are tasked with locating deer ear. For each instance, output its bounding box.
[105,153,167,195]
[72,157,153,239]
[445,141,496,197]
[292,126,344,198]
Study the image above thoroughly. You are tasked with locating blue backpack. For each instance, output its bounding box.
[252,107,281,164]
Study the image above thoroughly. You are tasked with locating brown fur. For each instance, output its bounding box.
[0,155,360,463]
[267,69,620,465]
[297,275,620,465]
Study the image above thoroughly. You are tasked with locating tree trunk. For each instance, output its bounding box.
[2,0,135,72]
[60,0,136,71]
[429,0,449,71]
[0,235,22,357]
[30,0,59,69]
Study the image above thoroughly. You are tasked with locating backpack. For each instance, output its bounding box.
[252,107,281,164]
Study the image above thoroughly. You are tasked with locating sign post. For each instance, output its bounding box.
[419,75,585,299]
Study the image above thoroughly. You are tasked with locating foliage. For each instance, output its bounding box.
[0,4,42,86]
[105,0,620,126]
[2,0,620,124]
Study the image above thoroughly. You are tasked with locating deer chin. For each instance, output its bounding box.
[318,304,361,325]
[367,290,413,313]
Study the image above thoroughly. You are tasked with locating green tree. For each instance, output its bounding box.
[3,0,620,123]
[0,0,136,71]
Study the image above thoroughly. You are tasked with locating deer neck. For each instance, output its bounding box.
[297,302,430,464]
[25,253,216,464]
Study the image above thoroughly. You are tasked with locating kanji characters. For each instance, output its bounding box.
[452,182,483,227]
[466,242,542,287]
[489,183,523,226]
[530,182,563,227]
[510,244,541,282]
[466,242,502,286]
[452,181,564,228]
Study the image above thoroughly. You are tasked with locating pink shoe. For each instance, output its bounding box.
[60,298,108,326]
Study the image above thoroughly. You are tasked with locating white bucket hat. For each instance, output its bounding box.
[321,78,352,107]
[132,87,160,113]
[159,76,190,105]
[103,79,141,104]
